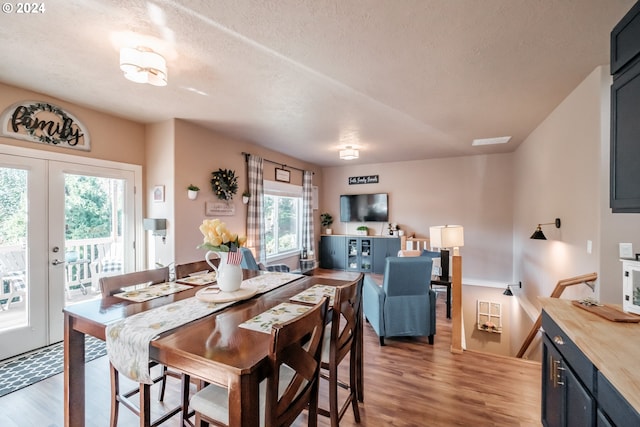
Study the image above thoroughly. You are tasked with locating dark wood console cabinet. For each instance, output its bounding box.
[610,1,640,212]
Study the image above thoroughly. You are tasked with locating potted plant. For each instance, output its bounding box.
[320,212,334,235]
[242,190,251,204]
[187,184,200,200]
[356,225,368,236]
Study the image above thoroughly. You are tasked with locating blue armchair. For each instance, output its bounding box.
[239,247,291,272]
[363,257,436,346]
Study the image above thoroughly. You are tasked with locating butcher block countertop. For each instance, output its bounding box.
[541,297,640,412]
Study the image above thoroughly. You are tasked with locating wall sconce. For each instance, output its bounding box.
[530,218,561,240]
[143,218,167,243]
[503,281,522,296]
[429,225,464,279]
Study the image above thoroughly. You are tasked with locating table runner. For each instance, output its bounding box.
[239,302,311,333]
[106,272,302,384]
[175,271,217,286]
[114,282,193,302]
[289,284,336,306]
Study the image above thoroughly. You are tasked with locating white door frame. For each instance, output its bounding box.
[0,144,143,349]
[0,153,47,359]
[48,161,138,341]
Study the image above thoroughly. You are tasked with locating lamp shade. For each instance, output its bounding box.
[530,218,561,240]
[143,218,167,236]
[429,225,464,249]
[530,225,546,240]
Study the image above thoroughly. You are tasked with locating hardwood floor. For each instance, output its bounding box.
[0,271,541,426]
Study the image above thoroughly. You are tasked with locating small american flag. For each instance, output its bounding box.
[227,250,243,265]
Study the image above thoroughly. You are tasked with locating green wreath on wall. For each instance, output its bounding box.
[211,168,238,201]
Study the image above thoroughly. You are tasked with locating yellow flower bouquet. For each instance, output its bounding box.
[198,219,247,252]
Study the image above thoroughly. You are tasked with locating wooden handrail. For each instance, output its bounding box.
[516,272,597,358]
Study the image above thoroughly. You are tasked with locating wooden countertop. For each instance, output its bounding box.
[541,297,640,412]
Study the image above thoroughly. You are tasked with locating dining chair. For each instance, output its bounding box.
[99,267,186,427]
[239,247,291,272]
[189,297,330,427]
[175,259,218,279]
[318,274,363,426]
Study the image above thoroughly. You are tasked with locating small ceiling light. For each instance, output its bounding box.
[339,146,359,160]
[120,46,167,86]
[530,218,561,240]
[472,136,512,146]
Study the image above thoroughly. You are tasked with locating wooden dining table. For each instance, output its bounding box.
[62,269,359,427]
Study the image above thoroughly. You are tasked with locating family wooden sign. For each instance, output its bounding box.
[0,101,90,151]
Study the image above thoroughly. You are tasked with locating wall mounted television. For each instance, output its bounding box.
[340,193,389,222]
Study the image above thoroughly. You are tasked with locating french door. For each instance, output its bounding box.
[0,149,141,360]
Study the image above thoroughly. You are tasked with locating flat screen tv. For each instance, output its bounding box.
[340,193,389,222]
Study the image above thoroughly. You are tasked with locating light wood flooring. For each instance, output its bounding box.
[0,270,541,426]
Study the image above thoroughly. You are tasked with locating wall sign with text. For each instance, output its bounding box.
[0,101,90,151]
[348,175,379,185]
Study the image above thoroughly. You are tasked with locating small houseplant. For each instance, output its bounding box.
[320,212,334,235]
[356,225,368,236]
[187,184,200,200]
[242,190,251,204]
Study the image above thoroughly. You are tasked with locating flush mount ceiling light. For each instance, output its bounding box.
[472,136,512,146]
[339,146,359,160]
[119,46,167,86]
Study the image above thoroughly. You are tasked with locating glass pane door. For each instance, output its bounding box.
[48,161,136,342]
[62,174,125,305]
[0,155,47,360]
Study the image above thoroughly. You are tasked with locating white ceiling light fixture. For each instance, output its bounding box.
[119,46,167,87]
[339,146,359,160]
[472,136,511,146]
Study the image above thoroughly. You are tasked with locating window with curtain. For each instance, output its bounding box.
[263,180,302,259]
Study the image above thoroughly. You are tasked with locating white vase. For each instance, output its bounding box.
[205,251,243,292]
[188,190,198,200]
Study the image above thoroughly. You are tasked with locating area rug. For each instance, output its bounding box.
[0,336,106,397]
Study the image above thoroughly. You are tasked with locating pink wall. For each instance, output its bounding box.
[320,154,515,281]
[159,119,323,267]
[513,66,640,308]
[0,83,145,165]
[145,120,176,268]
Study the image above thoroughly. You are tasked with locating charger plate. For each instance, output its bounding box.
[195,282,258,303]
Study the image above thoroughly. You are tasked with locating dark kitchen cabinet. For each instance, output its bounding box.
[541,311,640,427]
[610,1,640,212]
[541,315,595,427]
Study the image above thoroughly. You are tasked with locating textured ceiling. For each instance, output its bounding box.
[0,0,635,166]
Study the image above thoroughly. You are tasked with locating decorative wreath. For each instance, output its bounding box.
[211,168,238,201]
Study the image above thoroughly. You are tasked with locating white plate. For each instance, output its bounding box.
[195,282,258,303]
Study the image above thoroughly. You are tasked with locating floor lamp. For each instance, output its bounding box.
[429,225,464,279]
[430,225,465,353]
